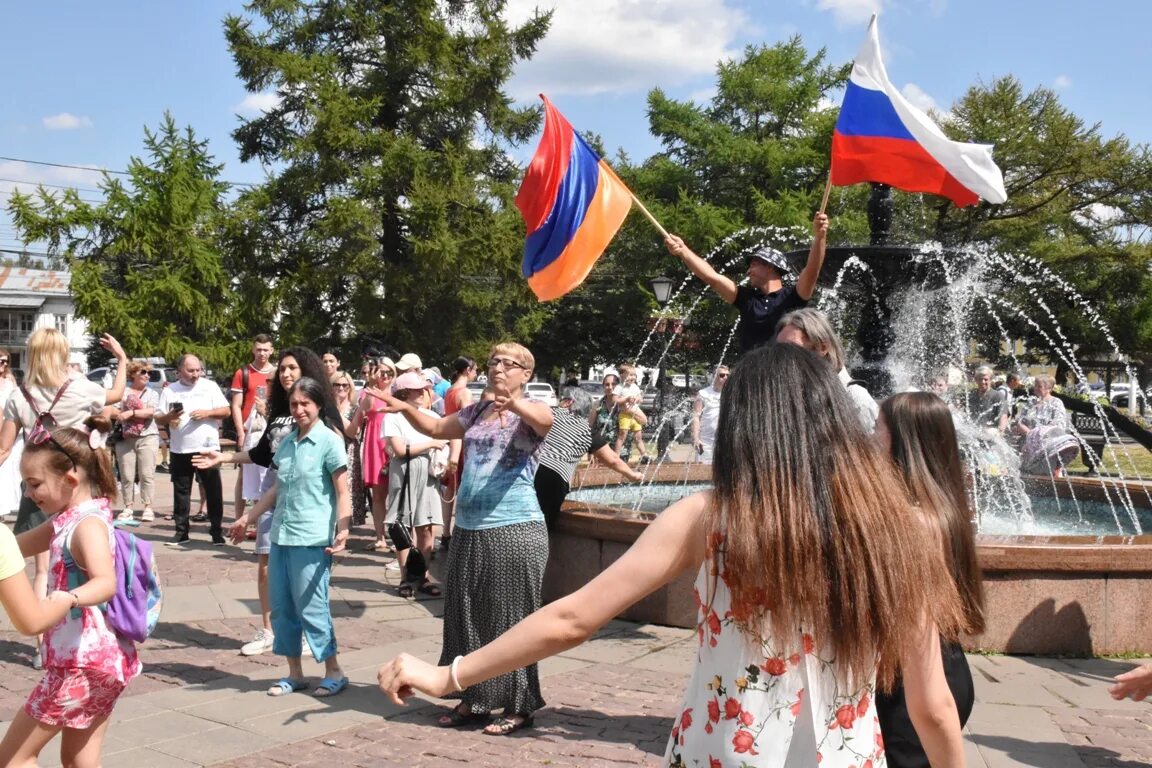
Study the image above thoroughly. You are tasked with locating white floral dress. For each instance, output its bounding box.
[666,535,885,767]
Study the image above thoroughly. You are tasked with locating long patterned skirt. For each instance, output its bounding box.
[438,520,549,715]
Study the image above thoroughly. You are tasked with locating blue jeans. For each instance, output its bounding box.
[268,543,336,661]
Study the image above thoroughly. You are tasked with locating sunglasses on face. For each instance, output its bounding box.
[334,383,351,389]
[0,358,8,365]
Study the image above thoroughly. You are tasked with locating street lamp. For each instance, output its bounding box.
[649,274,674,307]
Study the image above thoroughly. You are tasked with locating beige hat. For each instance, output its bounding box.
[395,353,423,371]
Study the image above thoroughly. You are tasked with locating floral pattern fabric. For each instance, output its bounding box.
[666,535,884,767]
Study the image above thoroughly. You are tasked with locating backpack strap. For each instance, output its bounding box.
[20,379,73,437]
[59,507,112,619]
[241,365,250,400]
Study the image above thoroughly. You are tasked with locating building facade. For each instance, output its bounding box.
[0,266,90,374]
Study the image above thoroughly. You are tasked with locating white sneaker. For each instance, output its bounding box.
[141,508,155,523]
[116,509,136,522]
[240,628,274,656]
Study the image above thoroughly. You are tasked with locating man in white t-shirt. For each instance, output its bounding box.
[156,354,230,548]
[692,365,728,464]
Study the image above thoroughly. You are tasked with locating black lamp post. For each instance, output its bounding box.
[649,274,674,307]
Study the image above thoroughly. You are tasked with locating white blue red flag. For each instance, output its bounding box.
[831,16,1007,207]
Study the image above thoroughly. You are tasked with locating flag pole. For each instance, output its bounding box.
[629,195,670,239]
[818,169,833,214]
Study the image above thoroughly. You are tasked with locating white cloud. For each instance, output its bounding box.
[503,0,747,98]
[42,112,92,130]
[901,83,938,114]
[1053,74,1071,89]
[0,160,107,204]
[816,0,882,26]
[234,92,283,116]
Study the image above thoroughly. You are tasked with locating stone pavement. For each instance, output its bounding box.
[0,468,1148,767]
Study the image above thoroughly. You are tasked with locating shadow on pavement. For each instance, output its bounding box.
[969,734,1146,768]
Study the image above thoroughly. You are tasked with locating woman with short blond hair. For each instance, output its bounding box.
[114,361,161,522]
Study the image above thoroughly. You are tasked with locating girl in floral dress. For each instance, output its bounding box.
[378,344,968,766]
[0,416,140,767]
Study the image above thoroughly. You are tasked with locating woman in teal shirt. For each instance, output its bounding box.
[230,377,352,698]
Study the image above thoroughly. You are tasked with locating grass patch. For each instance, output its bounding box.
[1066,443,1152,477]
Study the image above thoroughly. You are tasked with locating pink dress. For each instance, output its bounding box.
[25,498,142,728]
[665,533,884,767]
[358,392,389,488]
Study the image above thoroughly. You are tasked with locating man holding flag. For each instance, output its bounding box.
[664,213,829,354]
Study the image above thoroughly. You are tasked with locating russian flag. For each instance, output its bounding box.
[515,96,634,302]
[831,16,1007,208]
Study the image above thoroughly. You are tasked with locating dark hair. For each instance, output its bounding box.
[269,347,329,418]
[288,377,327,407]
[710,343,962,690]
[880,392,986,635]
[253,334,274,345]
[24,415,118,500]
[451,356,475,382]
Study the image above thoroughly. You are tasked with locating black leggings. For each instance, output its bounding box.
[533,465,569,532]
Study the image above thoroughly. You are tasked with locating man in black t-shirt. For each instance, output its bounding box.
[664,213,829,353]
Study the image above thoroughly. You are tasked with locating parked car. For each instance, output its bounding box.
[466,381,487,400]
[526,382,558,407]
[87,365,177,394]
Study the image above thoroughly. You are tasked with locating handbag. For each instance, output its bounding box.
[428,442,449,479]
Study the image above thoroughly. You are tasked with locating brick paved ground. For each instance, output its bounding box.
[1,467,1150,767]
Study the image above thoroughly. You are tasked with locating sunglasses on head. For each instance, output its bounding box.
[28,424,77,471]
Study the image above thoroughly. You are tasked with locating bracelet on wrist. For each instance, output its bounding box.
[449,655,465,692]
[69,591,80,609]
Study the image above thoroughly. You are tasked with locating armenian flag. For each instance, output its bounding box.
[831,16,1007,207]
[516,96,634,301]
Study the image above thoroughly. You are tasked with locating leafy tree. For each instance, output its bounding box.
[7,114,248,370]
[224,0,553,365]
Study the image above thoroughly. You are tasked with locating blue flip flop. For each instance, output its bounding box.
[267,677,308,697]
[313,676,349,698]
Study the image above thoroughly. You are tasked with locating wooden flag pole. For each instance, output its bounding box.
[630,194,670,239]
[818,169,833,214]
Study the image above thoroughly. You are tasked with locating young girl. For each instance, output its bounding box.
[612,364,648,463]
[0,416,141,768]
[229,378,352,698]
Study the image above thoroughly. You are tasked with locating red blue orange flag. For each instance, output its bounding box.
[516,96,634,301]
[831,16,1007,207]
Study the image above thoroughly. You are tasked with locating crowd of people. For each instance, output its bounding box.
[0,216,1149,765]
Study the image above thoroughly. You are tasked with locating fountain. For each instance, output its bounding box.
[546,185,1152,655]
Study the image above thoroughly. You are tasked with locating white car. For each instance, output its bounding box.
[525,382,558,407]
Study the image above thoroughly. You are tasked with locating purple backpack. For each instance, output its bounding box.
[63,519,164,643]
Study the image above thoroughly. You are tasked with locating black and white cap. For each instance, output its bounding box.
[748,247,791,274]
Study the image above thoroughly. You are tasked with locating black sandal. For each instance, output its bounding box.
[397,582,415,599]
[437,704,490,728]
[418,580,442,597]
[483,714,534,736]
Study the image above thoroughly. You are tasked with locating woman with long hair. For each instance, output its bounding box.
[194,347,340,657]
[378,344,966,765]
[331,370,367,526]
[874,391,985,767]
[0,329,126,669]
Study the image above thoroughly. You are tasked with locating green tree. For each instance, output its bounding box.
[7,114,247,369]
[224,0,553,364]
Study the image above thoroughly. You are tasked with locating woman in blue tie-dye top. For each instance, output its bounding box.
[374,342,552,736]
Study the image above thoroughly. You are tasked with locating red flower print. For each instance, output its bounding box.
[710,758,722,768]
[791,688,805,716]
[835,704,857,729]
[876,730,885,751]
[731,729,759,755]
[679,708,693,731]
[704,722,713,734]
[707,610,721,636]
[802,633,815,654]
[761,657,787,676]
[707,698,720,723]
[857,692,870,718]
[724,697,742,720]
[738,709,754,727]
[863,761,874,768]
[789,653,801,665]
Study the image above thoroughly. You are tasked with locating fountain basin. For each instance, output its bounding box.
[544,467,1152,654]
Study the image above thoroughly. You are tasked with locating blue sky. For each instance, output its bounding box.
[2,0,1148,257]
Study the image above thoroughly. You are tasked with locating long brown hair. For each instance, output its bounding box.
[880,392,986,635]
[710,344,962,691]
